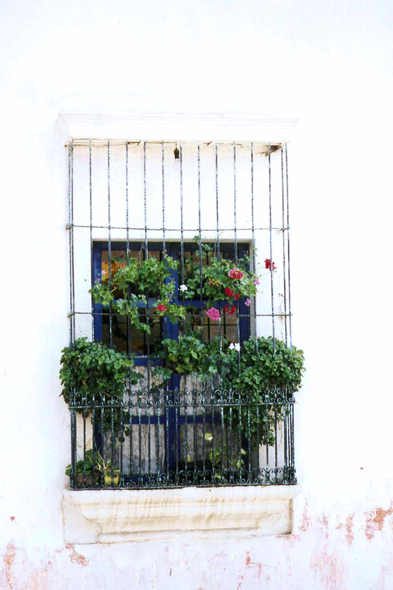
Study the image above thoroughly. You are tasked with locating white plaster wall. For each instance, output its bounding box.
[1,0,393,588]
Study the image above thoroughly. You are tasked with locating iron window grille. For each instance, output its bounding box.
[66,139,296,489]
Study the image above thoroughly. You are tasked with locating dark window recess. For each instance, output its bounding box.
[66,140,296,490]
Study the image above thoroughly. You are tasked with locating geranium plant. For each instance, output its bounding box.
[181,241,259,322]
[90,253,187,334]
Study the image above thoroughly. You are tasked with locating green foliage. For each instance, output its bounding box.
[155,333,223,378]
[183,241,258,306]
[221,336,305,446]
[65,449,99,476]
[65,449,118,477]
[89,254,186,334]
[59,337,141,406]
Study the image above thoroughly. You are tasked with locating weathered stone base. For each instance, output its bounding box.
[62,485,300,544]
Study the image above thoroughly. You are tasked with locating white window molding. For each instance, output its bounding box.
[62,485,300,544]
[58,113,299,143]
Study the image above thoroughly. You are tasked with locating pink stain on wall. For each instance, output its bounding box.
[65,544,89,567]
[336,514,355,547]
[299,501,311,532]
[4,542,16,590]
[365,504,393,541]
[311,548,346,590]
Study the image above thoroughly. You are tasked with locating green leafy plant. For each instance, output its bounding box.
[65,449,99,476]
[65,449,120,487]
[59,337,141,406]
[221,336,305,446]
[155,332,223,379]
[183,241,259,308]
[89,253,187,334]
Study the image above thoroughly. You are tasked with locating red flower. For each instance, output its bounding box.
[265,259,276,271]
[229,267,244,280]
[225,287,234,297]
[157,304,167,312]
[118,263,126,268]
[224,304,236,316]
[234,293,240,301]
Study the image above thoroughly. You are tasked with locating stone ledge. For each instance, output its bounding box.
[62,485,300,544]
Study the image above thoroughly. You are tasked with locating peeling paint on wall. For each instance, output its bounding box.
[336,514,355,547]
[365,504,393,541]
[65,545,89,567]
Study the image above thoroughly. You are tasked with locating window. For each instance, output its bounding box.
[64,138,301,490]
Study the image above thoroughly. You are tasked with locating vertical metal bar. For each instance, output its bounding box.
[237,405,242,482]
[166,405,170,480]
[291,404,295,472]
[119,407,124,482]
[144,141,148,255]
[274,406,278,483]
[233,142,238,264]
[285,144,293,348]
[175,405,179,484]
[198,143,204,340]
[281,147,288,345]
[148,403,151,484]
[284,403,288,476]
[138,407,142,485]
[129,398,133,484]
[265,406,270,481]
[193,393,197,483]
[82,409,87,486]
[229,406,233,482]
[162,141,166,251]
[111,397,115,485]
[184,392,189,483]
[221,406,225,480]
[211,404,216,482]
[89,140,94,339]
[251,143,258,353]
[256,405,260,482]
[143,141,151,390]
[179,143,185,333]
[268,144,275,350]
[157,406,161,483]
[202,406,206,474]
[68,141,75,344]
[247,406,251,482]
[70,408,77,489]
[107,140,113,348]
[100,405,105,487]
[126,143,130,262]
[233,142,241,372]
[215,143,220,258]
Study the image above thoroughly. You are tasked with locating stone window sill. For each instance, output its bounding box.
[62,485,300,544]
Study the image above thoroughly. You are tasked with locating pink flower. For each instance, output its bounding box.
[254,279,260,285]
[245,298,251,307]
[229,267,244,280]
[157,304,167,312]
[265,259,276,271]
[206,307,220,321]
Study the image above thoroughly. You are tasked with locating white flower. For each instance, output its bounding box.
[229,342,241,352]
[179,284,188,292]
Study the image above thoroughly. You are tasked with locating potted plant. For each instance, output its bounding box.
[65,449,100,488]
[65,449,120,487]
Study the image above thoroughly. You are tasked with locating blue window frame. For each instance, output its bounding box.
[92,241,251,477]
